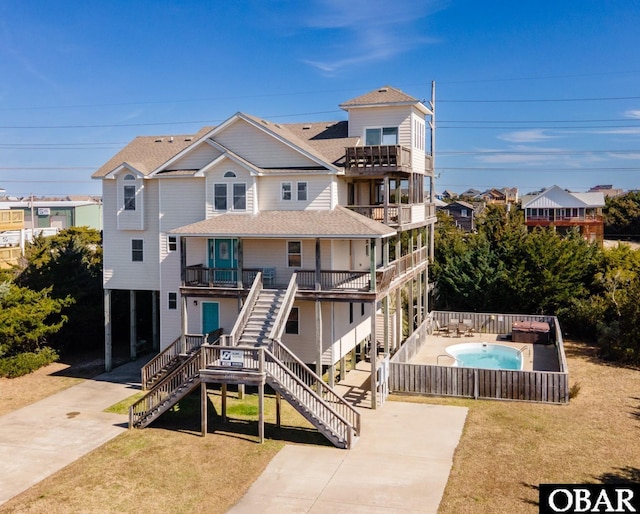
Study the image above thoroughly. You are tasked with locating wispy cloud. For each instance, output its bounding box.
[473,144,606,168]
[497,129,558,143]
[299,0,444,73]
[624,109,640,119]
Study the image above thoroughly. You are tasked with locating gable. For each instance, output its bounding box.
[165,141,222,171]
[524,186,587,209]
[213,117,325,170]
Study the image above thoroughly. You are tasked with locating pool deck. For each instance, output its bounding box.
[410,333,535,370]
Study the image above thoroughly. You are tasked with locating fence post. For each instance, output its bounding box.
[474,369,479,400]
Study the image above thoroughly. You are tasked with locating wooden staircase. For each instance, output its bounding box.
[130,272,361,448]
[237,289,286,346]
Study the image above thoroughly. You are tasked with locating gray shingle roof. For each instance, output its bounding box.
[339,85,420,109]
[91,127,213,178]
[169,206,396,239]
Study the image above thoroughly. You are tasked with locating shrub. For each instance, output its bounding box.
[0,347,59,378]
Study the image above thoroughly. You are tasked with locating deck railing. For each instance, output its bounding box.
[345,145,412,172]
[221,272,263,347]
[269,339,361,436]
[130,349,202,428]
[268,273,298,341]
[296,270,370,291]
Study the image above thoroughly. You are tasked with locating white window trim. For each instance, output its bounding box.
[296,181,308,201]
[131,239,144,262]
[285,306,300,335]
[214,183,228,211]
[232,182,247,211]
[287,240,302,268]
[281,182,292,201]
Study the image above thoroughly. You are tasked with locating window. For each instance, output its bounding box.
[168,235,177,251]
[123,174,136,211]
[214,184,227,210]
[285,307,299,334]
[132,239,143,262]
[297,182,307,201]
[124,185,136,211]
[168,292,177,310]
[287,241,301,267]
[461,209,468,218]
[365,127,398,145]
[224,171,236,178]
[233,183,246,210]
[361,303,365,316]
[281,182,292,201]
[349,303,354,324]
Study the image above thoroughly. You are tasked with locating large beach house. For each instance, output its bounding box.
[93,85,437,446]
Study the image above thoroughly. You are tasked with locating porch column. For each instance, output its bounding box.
[370,300,377,410]
[395,288,402,351]
[181,294,188,354]
[315,238,321,291]
[104,289,112,372]
[130,290,137,361]
[369,238,376,293]
[383,175,389,224]
[315,300,323,393]
[236,239,243,288]
[383,295,390,354]
[416,231,423,326]
[152,290,159,351]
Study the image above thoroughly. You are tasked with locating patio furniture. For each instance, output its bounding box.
[462,319,475,336]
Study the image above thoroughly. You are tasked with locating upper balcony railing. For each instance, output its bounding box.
[345,145,412,175]
[347,202,436,227]
[183,247,430,295]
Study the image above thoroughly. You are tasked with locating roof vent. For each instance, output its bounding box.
[378,87,388,93]
[275,123,281,128]
[302,124,312,130]
[169,137,174,143]
[155,138,163,143]
[261,119,269,125]
[184,137,193,141]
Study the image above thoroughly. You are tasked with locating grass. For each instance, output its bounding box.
[1,340,638,513]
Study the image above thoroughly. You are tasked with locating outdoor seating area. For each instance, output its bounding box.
[434,318,476,337]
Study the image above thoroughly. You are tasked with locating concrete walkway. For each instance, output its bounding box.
[0,358,145,505]
[229,362,468,513]
[0,358,468,513]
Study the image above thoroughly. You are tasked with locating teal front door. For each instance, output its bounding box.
[202,302,219,336]
[208,238,237,283]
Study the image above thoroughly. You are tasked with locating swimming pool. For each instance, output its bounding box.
[446,342,523,370]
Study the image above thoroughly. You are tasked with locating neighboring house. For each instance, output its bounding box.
[438,200,475,232]
[93,85,436,419]
[0,207,24,268]
[521,185,605,243]
[0,197,102,231]
[588,184,624,198]
[460,188,481,200]
[440,189,457,201]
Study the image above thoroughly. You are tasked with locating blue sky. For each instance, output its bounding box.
[1,0,639,197]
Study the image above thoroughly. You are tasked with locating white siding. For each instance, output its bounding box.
[257,175,332,211]
[411,110,426,174]
[167,142,220,170]
[215,119,319,168]
[103,180,160,290]
[347,106,412,142]
[282,301,372,365]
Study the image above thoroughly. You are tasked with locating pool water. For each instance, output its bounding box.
[446,343,523,370]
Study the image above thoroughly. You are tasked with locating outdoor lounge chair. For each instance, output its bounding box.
[462,319,475,336]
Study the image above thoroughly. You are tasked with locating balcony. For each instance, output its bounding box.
[347,203,436,228]
[182,247,429,299]
[345,145,412,175]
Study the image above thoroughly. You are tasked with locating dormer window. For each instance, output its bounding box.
[123,174,136,211]
[365,127,398,145]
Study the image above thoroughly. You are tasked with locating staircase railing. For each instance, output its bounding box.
[130,348,202,428]
[268,272,297,341]
[140,333,207,390]
[263,347,358,448]
[269,339,361,437]
[221,272,263,346]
